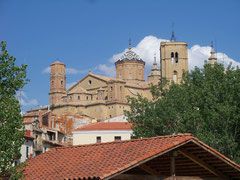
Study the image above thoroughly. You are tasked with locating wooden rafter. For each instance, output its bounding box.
[139,164,160,175]
[178,149,226,178]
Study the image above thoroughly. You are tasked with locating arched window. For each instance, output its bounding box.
[171,52,174,64]
[173,71,178,83]
[175,52,178,63]
[61,81,63,88]
[78,96,80,100]
[52,81,54,88]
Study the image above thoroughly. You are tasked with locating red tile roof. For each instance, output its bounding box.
[72,122,132,131]
[22,134,240,179]
[51,61,65,66]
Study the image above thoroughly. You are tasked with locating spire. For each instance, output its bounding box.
[170,22,176,42]
[148,53,160,81]
[208,41,217,65]
[153,53,157,65]
[128,38,131,50]
[170,31,176,42]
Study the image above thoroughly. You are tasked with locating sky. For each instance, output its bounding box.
[0,0,239,112]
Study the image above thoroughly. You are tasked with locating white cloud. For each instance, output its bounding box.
[42,67,88,74]
[16,91,39,106]
[42,66,51,73]
[66,68,88,75]
[66,81,77,90]
[110,36,167,68]
[95,64,115,77]
[96,35,239,78]
[188,45,240,70]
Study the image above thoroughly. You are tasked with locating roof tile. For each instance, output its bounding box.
[72,122,132,131]
[22,134,240,179]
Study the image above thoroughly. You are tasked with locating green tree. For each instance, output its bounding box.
[126,63,240,163]
[0,41,28,179]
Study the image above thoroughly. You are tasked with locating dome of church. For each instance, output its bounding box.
[115,43,144,63]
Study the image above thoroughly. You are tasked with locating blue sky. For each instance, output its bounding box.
[0,0,239,112]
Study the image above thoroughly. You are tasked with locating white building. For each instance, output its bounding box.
[72,122,132,145]
[14,130,34,165]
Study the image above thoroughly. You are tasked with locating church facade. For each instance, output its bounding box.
[47,37,191,120]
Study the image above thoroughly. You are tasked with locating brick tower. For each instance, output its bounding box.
[49,61,66,105]
[160,32,188,84]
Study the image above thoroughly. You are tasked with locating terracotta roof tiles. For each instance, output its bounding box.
[22,134,240,179]
[72,122,132,131]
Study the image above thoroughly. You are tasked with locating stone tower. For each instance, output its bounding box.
[49,61,66,105]
[160,33,188,84]
[208,42,217,66]
[115,41,145,83]
[148,54,161,81]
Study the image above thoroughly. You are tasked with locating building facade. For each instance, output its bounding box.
[27,37,217,121]
[44,40,188,120]
[72,122,132,145]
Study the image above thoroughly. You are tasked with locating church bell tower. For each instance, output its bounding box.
[49,61,66,105]
[160,32,188,84]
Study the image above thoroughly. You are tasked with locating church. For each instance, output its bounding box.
[31,34,217,121]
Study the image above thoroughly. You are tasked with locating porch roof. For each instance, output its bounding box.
[23,133,240,179]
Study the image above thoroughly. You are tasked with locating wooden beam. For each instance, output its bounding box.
[114,174,165,180]
[139,164,160,175]
[178,149,226,178]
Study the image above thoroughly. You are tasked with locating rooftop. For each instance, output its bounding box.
[72,122,132,132]
[22,134,240,179]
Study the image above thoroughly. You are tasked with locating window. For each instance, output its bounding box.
[88,80,92,85]
[114,136,121,141]
[120,86,122,91]
[96,136,101,143]
[26,146,29,158]
[173,71,178,83]
[61,80,63,87]
[110,86,113,91]
[175,52,178,63]
[171,52,174,64]
[69,96,72,101]
[110,115,112,118]
[42,115,48,126]
[78,96,80,100]
[86,96,88,100]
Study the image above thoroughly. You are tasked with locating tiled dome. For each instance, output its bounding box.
[116,44,144,63]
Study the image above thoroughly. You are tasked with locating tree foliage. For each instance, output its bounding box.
[126,63,240,163]
[0,41,28,179]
